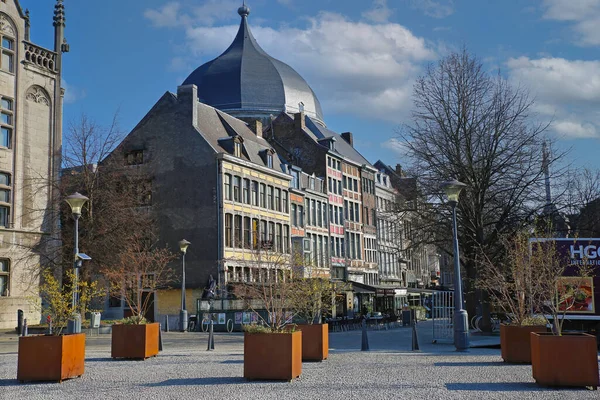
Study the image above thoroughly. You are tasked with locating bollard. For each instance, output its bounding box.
[22,318,28,337]
[159,323,164,352]
[361,319,369,351]
[17,309,23,335]
[207,320,215,351]
[411,317,420,352]
[164,315,169,332]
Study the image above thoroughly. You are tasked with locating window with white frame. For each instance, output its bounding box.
[0,96,12,148]
[0,171,10,227]
[1,34,14,73]
[0,258,8,296]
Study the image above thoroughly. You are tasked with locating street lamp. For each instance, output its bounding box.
[441,179,469,351]
[65,192,89,334]
[179,239,191,332]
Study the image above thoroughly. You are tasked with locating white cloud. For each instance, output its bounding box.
[362,0,393,23]
[63,79,86,104]
[180,12,435,122]
[383,138,410,157]
[507,57,600,104]
[409,0,454,19]
[541,0,600,46]
[190,0,241,26]
[552,120,599,139]
[144,2,182,28]
[144,0,239,28]
[507,56,600,139]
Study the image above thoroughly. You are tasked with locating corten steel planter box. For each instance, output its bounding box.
[500,324,547,363]
[530,332,599,389]
[17,333,86,383]
[111,322,159,360]
[297,323,329,361]
[244,331,302,381]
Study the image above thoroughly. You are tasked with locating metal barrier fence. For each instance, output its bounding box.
[432,291,454,343]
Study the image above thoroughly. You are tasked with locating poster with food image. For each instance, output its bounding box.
[557,277,595,313]
[218,313,226,325]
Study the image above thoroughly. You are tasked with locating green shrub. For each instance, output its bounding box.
[120,315,148,325]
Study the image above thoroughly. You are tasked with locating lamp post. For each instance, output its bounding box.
[179,239,191,332]
[65,192,89,334]
[441,179,469,351]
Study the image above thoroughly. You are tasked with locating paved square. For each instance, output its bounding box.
[0,323,598,399]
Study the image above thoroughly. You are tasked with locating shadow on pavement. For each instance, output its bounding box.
[435,361,509,367]
[445,382,548,391]
[144,377,252,386]
[221,360,243,364]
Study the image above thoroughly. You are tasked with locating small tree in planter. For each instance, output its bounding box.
[287,277,336,361]
[103,234,176,359]
[18,269,104,383]
[527,237,599,388]
[232,248,302,380]
[477,232,547,363]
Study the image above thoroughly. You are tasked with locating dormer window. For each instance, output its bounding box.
[234,141,242,158]
[125,150,144,166]
[261,148,275,168]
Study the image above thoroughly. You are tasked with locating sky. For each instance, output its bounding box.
[22,0,600,171]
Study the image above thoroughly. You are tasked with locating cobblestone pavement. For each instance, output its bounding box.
[0,322,598,399]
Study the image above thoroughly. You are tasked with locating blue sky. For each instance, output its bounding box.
[24,0,600,170]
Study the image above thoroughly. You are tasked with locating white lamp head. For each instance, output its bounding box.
[65,192,89,216]
[179,239,191,254]
[441,179,467,203]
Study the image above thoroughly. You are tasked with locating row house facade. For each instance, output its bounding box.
[374,161,440,290]
[289,168,330,279]
[267,112,379,287]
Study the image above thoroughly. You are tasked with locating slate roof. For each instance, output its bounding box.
[194,101,285,172]
[182,6,324,126]
[304,116,372,168]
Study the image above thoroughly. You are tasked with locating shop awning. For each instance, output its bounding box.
[349,281,376,294]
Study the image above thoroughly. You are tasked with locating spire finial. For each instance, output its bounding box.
[53,0,66,28]
[238,1,250,17]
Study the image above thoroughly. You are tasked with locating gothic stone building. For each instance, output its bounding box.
[0,0,66,329]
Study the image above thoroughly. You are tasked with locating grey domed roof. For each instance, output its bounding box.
[182,7,325,126]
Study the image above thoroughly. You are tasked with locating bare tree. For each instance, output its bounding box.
[102,232,177,324]
[231,249,300,332]
[562,167,600,236]
[397,48,564,321]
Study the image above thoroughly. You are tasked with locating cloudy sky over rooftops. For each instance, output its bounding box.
[26,0,600,170]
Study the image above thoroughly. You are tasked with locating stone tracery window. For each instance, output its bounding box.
[0,14,15,73]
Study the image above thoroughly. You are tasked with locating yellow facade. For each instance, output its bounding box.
[157,288,204,315]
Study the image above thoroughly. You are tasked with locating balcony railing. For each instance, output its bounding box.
[24,42,57,73]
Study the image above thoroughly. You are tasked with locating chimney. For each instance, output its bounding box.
[395,164,403,176]
[294,112,305,131]
[249,119,263,138]
[341,132,353,147]
[177,84,198,128]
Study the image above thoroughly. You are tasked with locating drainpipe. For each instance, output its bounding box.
[216,158,224,306]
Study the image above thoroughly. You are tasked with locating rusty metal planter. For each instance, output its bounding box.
[244,331,302,381]
[500,324,546,363]
[296,323,328,361]
[531,332,599,389]
[17,333,86,383]
[111,322,159,360]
